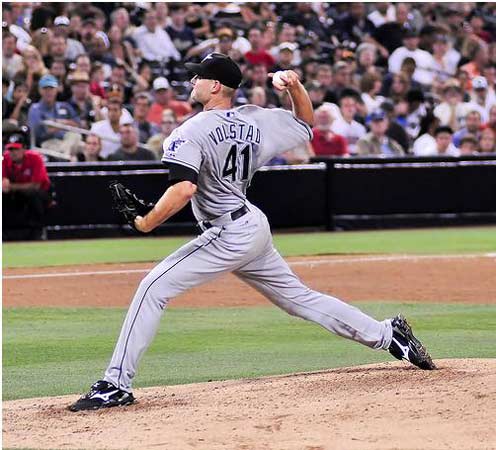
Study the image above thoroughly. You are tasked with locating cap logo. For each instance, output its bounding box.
[202,54,214,62]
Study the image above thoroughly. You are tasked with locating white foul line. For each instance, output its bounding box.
[3,253,495,280]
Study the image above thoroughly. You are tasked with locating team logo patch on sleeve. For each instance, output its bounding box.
[165,138,187,158]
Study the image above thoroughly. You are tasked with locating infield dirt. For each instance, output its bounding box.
[3,359,496,450]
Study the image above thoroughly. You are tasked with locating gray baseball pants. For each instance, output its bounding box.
[104,204,393,392]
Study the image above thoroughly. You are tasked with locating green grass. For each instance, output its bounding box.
[3,226,496,268]
[3,303,496,401]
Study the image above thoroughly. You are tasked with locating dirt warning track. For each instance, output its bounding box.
[4,254,495,307]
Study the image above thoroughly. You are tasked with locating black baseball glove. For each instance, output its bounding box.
[109,181,155,232]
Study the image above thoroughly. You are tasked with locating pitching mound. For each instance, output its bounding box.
[4,359,496,449]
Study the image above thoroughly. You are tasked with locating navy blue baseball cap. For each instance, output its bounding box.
[185,53,242,89]
[370,110,386,121]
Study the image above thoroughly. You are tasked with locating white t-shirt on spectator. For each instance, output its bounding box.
[367,5,396,27]
[331,118,366,153]
[90,115,131,158]
[361,93,386,115]
[388,46,435,85]
[133,25,180,62]
[430,50,461,81]
[468,92,496,123]
[417,141,460,157]
[412,133,436,156]
[434,102,477,130]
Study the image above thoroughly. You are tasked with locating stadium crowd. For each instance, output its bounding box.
[2,1,496,165]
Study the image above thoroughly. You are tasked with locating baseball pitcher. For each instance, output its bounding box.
[70,53,435,412]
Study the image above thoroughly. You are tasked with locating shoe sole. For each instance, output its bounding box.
[68,397,135,412]
[397,315,436,370]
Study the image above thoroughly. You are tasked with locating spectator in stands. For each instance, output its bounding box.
[460,42,489,82]
[27,74,80,148]
[4,77,31,127]
[248,86,268,107]
[2,127,51,240]
[489,105,496,134]
[372,3,412,55]
[272,42,297,73]
[388,29,435,87]
[133,9,180,64]
[356,43,378,76]
[74,133,105,162]
[478,127,496,153]
[336,2,376,45]
[46,35,68,68]
[404,89,427,141]
[53,16,85,61]
[89,62,106,99]
[108,26,137,70]
[458,134,478,155]
[315,64,338,104]
[380,100,410,152]
[453,110,482,147]
[331,90,366,154]
[360,72,385,115]
[415,126,459,156]
[31,27,53,61]
[311,105,349,157]
[3,31,23,80]
[357,109,404,156]
[132,92,159,144]
[413,112,440,156]
[166,5,197,58]
[185,4,211,39]
[107,123,156,161]
[67,71,98,130]
[468,76,496,122]
[367,3,396,28]
[90,97,129,158]
[80,18,98,54]
[186,26,244,62]
[75,54,91,75]
[305,81,326,109]
[434,80,472,131]
[244,26,275,69]
[15,45,49,103]
[431,34,460,84]
[241,63,279,107]
[332,62,355,99]
[49,58,71,101]
[147,77,192,125]
[147,109,178,157]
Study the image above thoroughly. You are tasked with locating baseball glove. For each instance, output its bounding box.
[109,181,155,231]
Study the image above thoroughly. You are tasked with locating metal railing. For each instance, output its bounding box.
[40,120,154,151]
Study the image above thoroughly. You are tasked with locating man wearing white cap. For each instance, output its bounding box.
[53,15,85,61]
[468,76,496,122]
[146,77,192,125]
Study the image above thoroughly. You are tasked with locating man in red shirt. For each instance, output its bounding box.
[244,26,275,69]
[146,77,192,125]
[3,128,51,240]
[311,105,349,156]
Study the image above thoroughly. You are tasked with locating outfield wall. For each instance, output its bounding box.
[38,155,496,238]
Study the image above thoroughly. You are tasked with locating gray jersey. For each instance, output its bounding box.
[162,105,313,221]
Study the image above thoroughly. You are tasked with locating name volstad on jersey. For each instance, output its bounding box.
[208,123,261,146]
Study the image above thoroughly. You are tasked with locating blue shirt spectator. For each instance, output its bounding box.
[27,74,80,146]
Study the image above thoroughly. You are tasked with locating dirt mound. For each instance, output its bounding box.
[3,359,495,450]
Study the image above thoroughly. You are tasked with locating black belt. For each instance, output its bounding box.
[202,205,249,229]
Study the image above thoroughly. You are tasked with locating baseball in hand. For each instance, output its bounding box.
[272,71,289,90]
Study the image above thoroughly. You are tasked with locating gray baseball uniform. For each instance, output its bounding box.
[104,106,393,392]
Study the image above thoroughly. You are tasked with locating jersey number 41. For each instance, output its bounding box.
[222,143,252,182]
